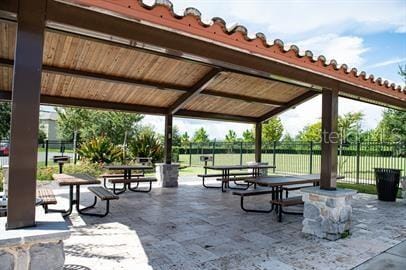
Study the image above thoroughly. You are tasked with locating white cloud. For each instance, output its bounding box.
[292,34,369,67]
[170,0,406,40]
[366,57,406,69]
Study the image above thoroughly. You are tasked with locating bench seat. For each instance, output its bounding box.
[88,186,119,200]
[37,188,57,213]
[272,196,303,222]
[83,186,118,217]
[197,172,251,178]
[108,177,157,184]
[233,188,273,213]
[108,177,157,194]
[232,189,273,197]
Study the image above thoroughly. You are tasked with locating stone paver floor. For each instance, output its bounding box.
[45,177,406,270]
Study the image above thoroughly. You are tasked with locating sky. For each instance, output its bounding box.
[46,0,406,139]
[138,0,406,139]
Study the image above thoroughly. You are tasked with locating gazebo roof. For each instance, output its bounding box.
[0,0,405,123]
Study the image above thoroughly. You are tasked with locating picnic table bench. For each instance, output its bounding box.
[204,164,276,192]
[198,172,252,189]
[37,188,57,213]
[233,174,344,222]
[86,186,119,217]
[108,177,157,194]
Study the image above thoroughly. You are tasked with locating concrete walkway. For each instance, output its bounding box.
[353,240,406,270]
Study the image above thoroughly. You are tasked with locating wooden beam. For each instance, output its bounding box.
[320,88,339,190]
[7,0,46,229]
[0,58,188,93]
[169,69,221,114]
[258,91,319,122]
[175,109,258,123]
[0,89,167,114]
[164,114,173,164]
[201,90,285,107]
[255,123,262,163]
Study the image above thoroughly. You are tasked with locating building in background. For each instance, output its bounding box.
[39,110,58,141]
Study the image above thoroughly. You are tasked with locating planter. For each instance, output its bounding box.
[374,168,401,202]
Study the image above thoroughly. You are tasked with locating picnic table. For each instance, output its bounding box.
[103,165,153,179]
[52,173,101,217]
[235,174,344,221]
[204,164,276,191]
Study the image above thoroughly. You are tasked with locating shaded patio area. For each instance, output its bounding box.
[44,177,406,270]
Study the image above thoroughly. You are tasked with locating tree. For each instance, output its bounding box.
[57,108,143,145]
[56,108,90,141]
[225,130,237,143]
[262,117,283,143]
[242,129,254,143]
[192,127,209,143]
[172,126,181,146]
[372,66,406,143]
[338,112,363,143]
[298,121,322,142]
[374,109,406,143]
[180,132,190,147]
[0,102,11,140]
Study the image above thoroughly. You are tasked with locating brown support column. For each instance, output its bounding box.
[7,0,46,229]
[164,114,173,164]
[255,123,262,163]
[320,88,339,190]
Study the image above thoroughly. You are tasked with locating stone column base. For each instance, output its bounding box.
[301,187,357,241]
[155,163,179,188]
[0,211,70,270]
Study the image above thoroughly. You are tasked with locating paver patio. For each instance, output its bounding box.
[41,176,406,270]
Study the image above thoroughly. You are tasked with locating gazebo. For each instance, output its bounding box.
[0,0,405,256]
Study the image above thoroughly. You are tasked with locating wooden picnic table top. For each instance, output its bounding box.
[204,164,276,171]
[103,165,154,170]
[245,174,344,187]
[52,173,101,186]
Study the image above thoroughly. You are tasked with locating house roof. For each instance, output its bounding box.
[0,0,404,123]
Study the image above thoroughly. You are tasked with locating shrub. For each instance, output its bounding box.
[128,132,164,163]
[77,136,122,164]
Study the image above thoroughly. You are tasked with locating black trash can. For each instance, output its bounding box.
[374,168,401,202]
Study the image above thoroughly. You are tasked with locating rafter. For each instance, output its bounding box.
[258,91,319,122]
[168,69,222,114]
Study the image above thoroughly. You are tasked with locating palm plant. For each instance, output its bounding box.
[77,136,122,164]
[128,132,164,163]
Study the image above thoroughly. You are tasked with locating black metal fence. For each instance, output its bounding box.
[174,141,406,185]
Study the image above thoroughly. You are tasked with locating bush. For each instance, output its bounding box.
[128,132,164,163]
[36,162,105,181]
[77,136,122,164]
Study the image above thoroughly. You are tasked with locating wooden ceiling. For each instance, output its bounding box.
[0,20,315,122]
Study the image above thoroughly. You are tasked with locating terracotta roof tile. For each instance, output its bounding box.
[66,0,405,99]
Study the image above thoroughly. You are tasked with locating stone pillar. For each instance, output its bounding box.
[0,211,70,269]
[155,163,179,188]
[301,187,357,241]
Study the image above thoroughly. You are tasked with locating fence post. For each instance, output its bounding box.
[212,141,216,166]
[189,142,192,167]
[73,139,77,165]
[356,141,360,184]
[44,139,49,167]
[273,141,276,173]
[240,141,243,165]
[309,141,313,174]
